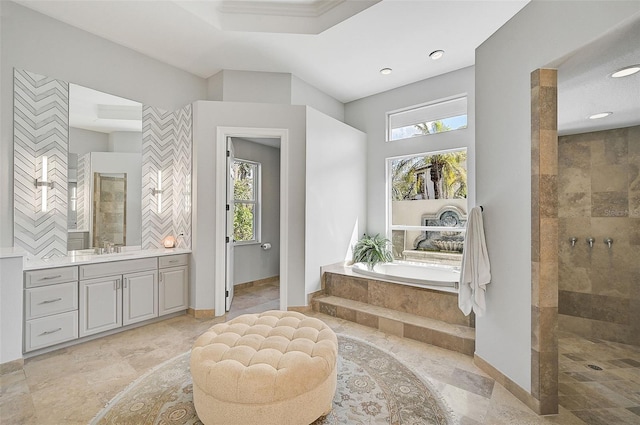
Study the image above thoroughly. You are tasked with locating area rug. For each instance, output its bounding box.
[91,335,452,425]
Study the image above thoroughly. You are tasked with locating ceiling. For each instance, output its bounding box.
[17,1,638,136]
[69,84,142,133]
[15,0,530,103]
[556,15,640,135]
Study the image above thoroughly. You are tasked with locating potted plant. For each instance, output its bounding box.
[352,233,393,270]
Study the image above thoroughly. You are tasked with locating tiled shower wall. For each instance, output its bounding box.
[558,125,640,346]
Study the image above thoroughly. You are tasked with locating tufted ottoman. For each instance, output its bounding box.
[190,310,338,425]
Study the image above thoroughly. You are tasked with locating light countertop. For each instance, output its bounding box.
[0,247,27,259]
[23,248,191,271]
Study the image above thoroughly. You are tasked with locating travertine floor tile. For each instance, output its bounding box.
[1,281,639,425]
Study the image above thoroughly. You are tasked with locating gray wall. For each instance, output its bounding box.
[191,101,307,310]
[207,70,345,122]
[70,128,109,155]
[232,137,281,285]
[1,1,207,247]
[344,66,476,235]
[292,75,344,122]
[475,0,640,391]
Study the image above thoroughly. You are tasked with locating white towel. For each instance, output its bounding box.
[458,206,491,317]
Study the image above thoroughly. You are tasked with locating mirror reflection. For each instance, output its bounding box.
[67,84,142,251]
[93,172,127,248]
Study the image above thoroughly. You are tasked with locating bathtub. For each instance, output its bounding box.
[351,261,460,292]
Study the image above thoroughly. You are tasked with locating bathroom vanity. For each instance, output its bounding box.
[23,249,190,355]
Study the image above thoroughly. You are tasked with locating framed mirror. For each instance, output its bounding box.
[68,84,142,251]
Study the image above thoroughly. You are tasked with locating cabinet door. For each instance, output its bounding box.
[123,270,158,326]
[159,266,188,316]
[79,276,122,337]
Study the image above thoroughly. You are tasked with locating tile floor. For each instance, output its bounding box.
[1,281,639,424]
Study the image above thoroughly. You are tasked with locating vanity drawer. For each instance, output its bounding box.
[25,282,78,320]
[25,266,78,288]
[25,311,78,352]
[80,258,157,280]
[159,254,189,268]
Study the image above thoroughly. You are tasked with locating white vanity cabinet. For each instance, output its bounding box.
[158,254,189,316]
[79,258,158,337]
[24,266,79,352]
[79,275,122,337]
[23,250,190,355]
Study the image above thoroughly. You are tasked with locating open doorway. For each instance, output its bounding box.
[214,127,289,316]
[226,136,281,314]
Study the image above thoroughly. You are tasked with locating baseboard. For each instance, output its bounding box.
[187,308,216,319]
[474,354,541,414]
[0,358,24,375]
[307,289,325,305]
[288,305,312,313]
[235,276,279,291]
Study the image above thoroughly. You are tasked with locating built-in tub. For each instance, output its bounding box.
[351,261,460,292]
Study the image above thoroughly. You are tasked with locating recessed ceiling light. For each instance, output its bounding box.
[611,65,640,78]
[429,50,445,60]
[588,112,612,120]
[380,68,392,75]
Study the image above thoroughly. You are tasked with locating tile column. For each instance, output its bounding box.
[531,68,559,415]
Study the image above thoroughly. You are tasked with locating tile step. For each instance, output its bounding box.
[314,295,475,356]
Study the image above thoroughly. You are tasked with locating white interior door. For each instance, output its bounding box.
[225,137,235,311]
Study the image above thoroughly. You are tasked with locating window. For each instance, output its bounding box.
[387,96,467,141]
[232,159,261,244]
[388,148,467,265]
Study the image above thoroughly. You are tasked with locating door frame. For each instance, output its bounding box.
[214,126,289,315]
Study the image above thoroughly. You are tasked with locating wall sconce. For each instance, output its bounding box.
[70,185,77,212]
[35,155,54,212]
[152,169,163,213]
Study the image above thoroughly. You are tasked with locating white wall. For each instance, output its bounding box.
[292,75,344,122]
[192,101,307,310]
[475,0,640,391]
[90,152,142,246]
[305,108,367,294]
[108,131,142,153]
[232,137,281,285]
[1,1,207,247]
[0,253,24,365]
[344,66,476,236]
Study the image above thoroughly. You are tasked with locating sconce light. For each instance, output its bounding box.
[70,186,77,212]
[35,155,54,212]
[152,169,163,213]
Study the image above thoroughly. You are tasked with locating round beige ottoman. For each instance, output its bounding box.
[190,310,338,425]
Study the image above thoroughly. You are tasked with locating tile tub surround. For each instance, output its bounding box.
[316,264,475,356]
[558,125,640,346]
[322,268,473,327]
[2,281,636,425]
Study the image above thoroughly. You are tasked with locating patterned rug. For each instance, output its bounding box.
[91,335,452,425]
